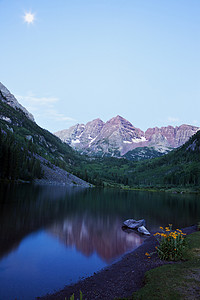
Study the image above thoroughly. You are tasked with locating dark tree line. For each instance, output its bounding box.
[163,164,200,186]
[0,130,42,181]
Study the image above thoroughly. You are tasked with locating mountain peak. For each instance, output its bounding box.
[115,115,124,119]
[86,118,104,126]
[111,115,126,122]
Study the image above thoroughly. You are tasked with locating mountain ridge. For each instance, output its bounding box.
[0,82,35,122]
[54,116,199,158]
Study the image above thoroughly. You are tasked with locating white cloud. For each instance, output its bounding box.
[46,109,76,122]
[16,93,76,124]
[192,120,199,126]
[16,94,59,106]
[167,117,181,123]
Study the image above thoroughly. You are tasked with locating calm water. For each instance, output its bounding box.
[0,184,200,300]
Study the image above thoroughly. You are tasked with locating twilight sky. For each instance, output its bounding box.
[1,0,200,133]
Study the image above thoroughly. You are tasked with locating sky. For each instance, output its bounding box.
[0,0,200,133]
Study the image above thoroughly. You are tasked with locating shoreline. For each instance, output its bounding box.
[121,186,200,194]
[37,225,197,300]
[1,179,200,194]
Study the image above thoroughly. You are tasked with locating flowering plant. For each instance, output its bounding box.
[154,224,187,261]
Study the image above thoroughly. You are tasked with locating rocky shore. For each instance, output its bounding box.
[38,225,197,300]
[34,154,93,188]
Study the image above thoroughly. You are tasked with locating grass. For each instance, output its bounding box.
[65,290,83,300]
[131,231,200,299]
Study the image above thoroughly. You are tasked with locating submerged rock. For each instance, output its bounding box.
[137,226,150,236]
[123,219,146,229]
[123,219,150,236]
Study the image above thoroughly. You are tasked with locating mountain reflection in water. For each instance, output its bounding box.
[0,184,147,263]
[48,216,144,263]
[0,183,200,262]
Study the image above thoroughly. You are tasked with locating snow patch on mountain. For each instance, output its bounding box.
[72,139,80,144]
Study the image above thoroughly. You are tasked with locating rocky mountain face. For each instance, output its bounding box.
[0,82,35,122]
[145,124,199,149]
[123,147,165,161]
[54,116,199,158]
[56,118,105,151]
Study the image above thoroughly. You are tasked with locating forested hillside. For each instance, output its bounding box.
[130,130,200,187]
[0,99,84,179]
[0,129,42,180]
[73,130,200,190]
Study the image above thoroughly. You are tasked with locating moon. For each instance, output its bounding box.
[24,12,35,24]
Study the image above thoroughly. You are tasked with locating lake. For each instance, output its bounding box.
[0,183,199,300]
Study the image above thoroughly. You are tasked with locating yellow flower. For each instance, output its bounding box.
[160,226,163,230]
[145,252,150,256]
[161,233,167,238]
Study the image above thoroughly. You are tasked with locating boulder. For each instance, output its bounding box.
[137,226,150,236]
[123,219,145,229]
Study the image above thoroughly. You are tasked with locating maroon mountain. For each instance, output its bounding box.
[54,116,199,157]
